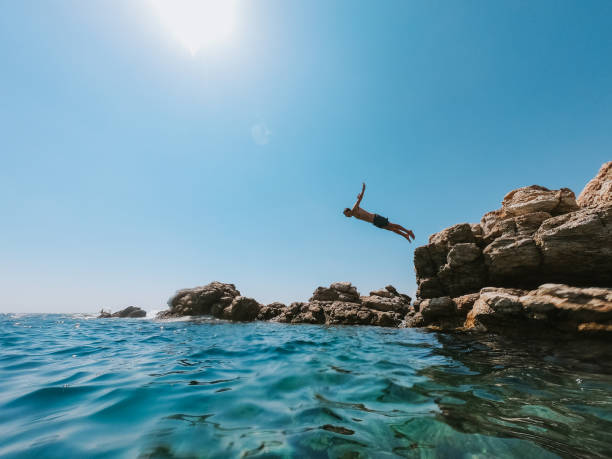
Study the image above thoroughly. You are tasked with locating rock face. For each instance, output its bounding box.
[577,161,612,209]
[410,162,612,336]
[158,282,262,321]
[415,165,612,299]
[98,306,147,318]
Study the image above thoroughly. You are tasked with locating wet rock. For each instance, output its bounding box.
[577,161,612,209]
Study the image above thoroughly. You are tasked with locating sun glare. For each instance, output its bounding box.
[150,0,237,55]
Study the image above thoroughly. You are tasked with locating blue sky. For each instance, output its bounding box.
[1,0,611,313]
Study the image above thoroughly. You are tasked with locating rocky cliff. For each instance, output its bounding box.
[412,161,612,334]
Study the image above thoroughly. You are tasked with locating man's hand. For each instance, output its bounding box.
[357,182,366,199]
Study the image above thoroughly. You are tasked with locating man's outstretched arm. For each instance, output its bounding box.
[352,182,366,212]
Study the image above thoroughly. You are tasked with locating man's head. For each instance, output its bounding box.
[343,208,352,217]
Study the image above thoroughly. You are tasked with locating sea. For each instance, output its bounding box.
[0,313,611,458]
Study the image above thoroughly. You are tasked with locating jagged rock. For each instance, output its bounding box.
[437,260,487,297]
[420,296,456,320]
[323,301,376,325]
[361,284,411,313]
[310,282,360,303]
[483,236,541,281]
[276,302,325,324]
[577,161,612,209]
[330,281,358,295]
[360,286,411,313]
[327,301,403,327]
[415,276,446,299]
[223,296,261,321]
[405,312,425,327]
[464,288,526,330]
[414,223,486,298]
[360,296,404,312]
[257,302,286,321]
[385,285,399,295]
[369,288,393,298]
[447,243,481,267]
[453,293,480,317]
[533,206,612,285]
[457,284,612,334]
[98,306,146,318]
[501,186,578,217]
[158,282,241,319]
[274,283,408,327]
[520,284,612,322]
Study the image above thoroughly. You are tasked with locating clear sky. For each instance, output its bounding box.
[1,0,611,313]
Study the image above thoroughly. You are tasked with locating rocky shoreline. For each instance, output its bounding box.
[102,162,612,337]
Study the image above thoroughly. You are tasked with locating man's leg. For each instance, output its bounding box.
[384,224,412,242]
[387,222,415,241]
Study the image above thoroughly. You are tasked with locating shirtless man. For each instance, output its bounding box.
[343,183,415,242]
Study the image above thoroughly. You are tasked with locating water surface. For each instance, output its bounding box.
[1,314,611,458]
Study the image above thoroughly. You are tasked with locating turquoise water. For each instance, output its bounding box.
[1,314,611,458]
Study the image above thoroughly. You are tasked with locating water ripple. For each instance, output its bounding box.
[0,314,610,457]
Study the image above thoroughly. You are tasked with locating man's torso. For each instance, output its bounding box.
[353,207,374,223]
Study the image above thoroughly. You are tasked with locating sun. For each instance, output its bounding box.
[150,0,238,55]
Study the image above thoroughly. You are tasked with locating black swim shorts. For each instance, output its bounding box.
[373,214,389,229]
